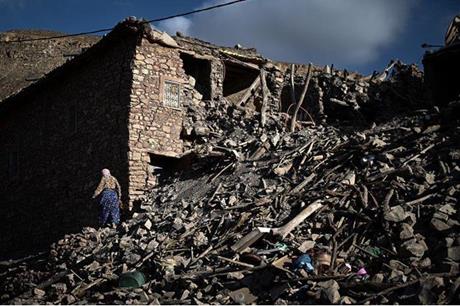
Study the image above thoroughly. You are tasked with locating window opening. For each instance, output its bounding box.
[223,61,259,104]
[163,81,181,108]
[180,53,212,100]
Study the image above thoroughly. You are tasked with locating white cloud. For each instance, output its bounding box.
[158,16,192,36]
[158,0,417,71]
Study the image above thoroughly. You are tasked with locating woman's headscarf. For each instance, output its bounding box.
[102,168,111,177]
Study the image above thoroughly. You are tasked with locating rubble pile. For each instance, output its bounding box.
[292,61,427,125]
[1,66,460,305]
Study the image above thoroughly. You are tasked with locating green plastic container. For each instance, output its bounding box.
[118,271,146,288]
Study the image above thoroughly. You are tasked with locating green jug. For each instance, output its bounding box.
[118,271,146,288]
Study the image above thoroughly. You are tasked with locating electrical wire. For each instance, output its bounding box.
[2,0,251,44]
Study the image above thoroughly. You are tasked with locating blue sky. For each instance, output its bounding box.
[0,0,458,74]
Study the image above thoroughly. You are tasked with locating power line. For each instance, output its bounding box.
[2,0,250,44]
[147,0,248,23]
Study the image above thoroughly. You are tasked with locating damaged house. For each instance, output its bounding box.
[0,18,282,257]
[0,17,427,257]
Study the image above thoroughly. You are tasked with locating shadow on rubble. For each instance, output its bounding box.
[149,151,233,187]
[141,152,239,213]
[144,145,270,214]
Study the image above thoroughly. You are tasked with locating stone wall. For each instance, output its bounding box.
[127,38,193,204]
[0,34,136,258]
[210,59,224,100]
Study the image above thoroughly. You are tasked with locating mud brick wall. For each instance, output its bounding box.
[127,38,192,204]
[0,36,136,258]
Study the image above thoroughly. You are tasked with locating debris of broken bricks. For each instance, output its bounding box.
[0,60,459,304]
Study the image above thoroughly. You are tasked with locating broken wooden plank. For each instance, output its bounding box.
[236,75,261,107]
[264,200,323,239]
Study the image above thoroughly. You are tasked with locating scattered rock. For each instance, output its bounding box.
[401,238,428,258]
[318,280,340,304]
[384,205,408,223]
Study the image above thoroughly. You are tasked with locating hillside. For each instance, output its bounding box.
[0,30,99,101]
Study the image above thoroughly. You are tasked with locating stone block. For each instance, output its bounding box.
[132,152,142,161]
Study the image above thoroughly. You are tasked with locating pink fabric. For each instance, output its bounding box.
[102,168,111,177]
[357,267,368,276]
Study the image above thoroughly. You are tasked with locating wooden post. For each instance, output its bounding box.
[259,69,269,127]
[290,63,313,132]
[290,63,296,108]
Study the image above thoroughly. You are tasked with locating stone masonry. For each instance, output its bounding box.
[127,37,191,201]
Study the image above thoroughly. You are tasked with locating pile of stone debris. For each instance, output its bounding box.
[1,63,460,305]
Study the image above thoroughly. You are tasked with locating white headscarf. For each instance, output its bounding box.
[102,168,111,177]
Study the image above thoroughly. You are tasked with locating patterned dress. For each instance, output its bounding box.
[93,176,122,225]
[99,189,120,225]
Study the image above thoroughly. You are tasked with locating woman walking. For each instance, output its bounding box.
[93,168,121,226]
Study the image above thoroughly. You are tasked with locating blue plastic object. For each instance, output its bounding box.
[292,254,314,272]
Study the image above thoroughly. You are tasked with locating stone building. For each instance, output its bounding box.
[0,18,276,257]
